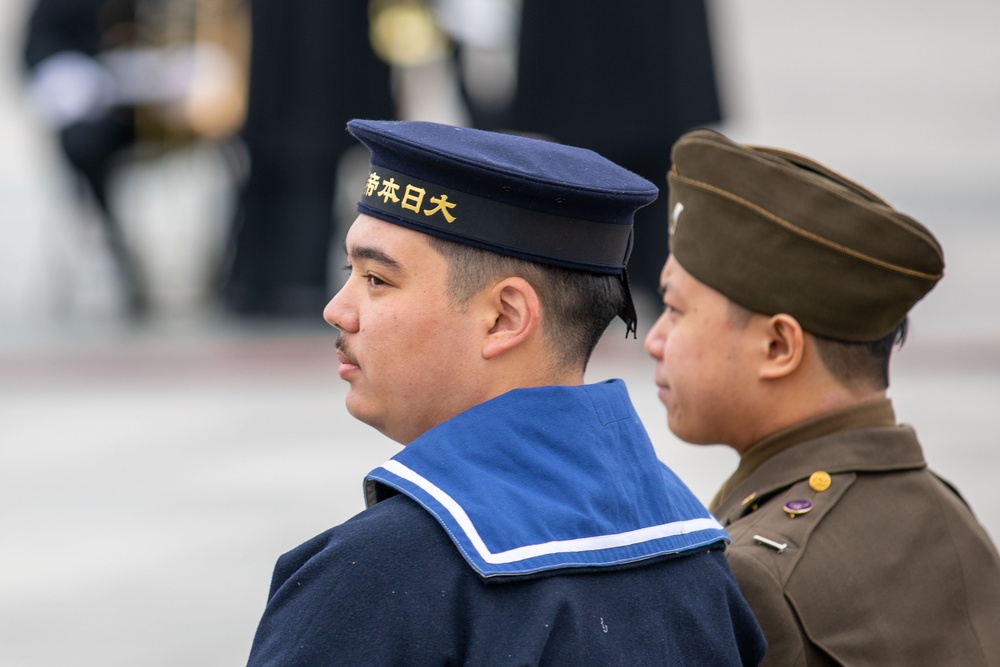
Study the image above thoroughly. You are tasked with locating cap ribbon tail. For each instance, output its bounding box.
[620,268,638,339]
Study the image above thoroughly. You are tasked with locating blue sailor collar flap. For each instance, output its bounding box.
[364,380,728,578]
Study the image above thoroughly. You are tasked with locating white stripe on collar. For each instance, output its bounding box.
[381,459,724,566]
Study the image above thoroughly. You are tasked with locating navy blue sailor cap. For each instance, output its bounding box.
[346,119,659,335]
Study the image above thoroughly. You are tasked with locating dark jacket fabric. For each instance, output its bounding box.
[712,400,1000,666]
[247,495,764,666]
[247,382,766,665]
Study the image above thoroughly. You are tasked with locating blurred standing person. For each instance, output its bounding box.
[23,0,146,316]
[500,0,722,303]
[220,0,395,318]
[645,129,1000,665]
[23,0,249,318]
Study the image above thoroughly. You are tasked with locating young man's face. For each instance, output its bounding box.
[644,255,758,448]
[324,215,485,444]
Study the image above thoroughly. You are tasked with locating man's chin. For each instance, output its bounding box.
[668,420,720,447]
[344,394,374,427]
[345,395,401,440]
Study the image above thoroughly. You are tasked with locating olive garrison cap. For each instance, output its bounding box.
[667,130,944,342]
[347,119,659,334]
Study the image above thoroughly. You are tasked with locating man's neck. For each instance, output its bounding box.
[736,382,886,455]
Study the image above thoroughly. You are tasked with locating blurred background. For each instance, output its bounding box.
[1,0,998,665]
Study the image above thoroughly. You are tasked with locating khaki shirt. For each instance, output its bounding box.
[712,399,1000,666]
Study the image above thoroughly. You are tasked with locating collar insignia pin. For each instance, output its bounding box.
[783,499,813,518]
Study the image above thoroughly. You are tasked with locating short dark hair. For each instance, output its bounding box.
[812,318,908,391]
[726,300,907,391]
[427,235,626,371]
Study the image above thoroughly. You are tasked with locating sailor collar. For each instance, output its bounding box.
[364,380,727,578]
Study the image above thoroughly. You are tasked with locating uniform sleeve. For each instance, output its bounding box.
[725,546,809,667]
[246,548,384,665]
[245,501,464,666]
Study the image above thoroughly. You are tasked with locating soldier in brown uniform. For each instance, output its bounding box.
[644,129,1000,665]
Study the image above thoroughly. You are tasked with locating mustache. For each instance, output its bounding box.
[336,336,358,365]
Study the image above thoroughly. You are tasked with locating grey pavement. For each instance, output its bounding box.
[2,1,999,666]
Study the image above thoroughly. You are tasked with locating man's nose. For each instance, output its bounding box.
[323,286,357,333]
[644,315,667,359]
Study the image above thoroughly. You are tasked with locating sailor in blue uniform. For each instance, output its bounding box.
[245,120,766,666]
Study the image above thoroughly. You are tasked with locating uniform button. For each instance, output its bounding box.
[809,471,832,492]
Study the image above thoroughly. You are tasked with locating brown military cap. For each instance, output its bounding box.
[667,129,945,342]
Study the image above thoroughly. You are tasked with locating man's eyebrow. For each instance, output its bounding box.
[345,243,402,272]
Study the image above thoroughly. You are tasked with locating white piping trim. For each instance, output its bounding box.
[380,460,724,565]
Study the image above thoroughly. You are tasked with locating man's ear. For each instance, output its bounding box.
[482,277,541,360]
[758,313,805,380]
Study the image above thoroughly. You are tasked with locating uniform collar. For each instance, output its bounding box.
[365,380,728,578]
[710,399,926,518]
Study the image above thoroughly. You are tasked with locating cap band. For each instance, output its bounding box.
[358,165,632,273]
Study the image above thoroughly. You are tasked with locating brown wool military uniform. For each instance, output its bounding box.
[710,399,1000,665]
[664,129,1000,665]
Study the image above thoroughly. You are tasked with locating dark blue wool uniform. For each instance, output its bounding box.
[246,382,766,665]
